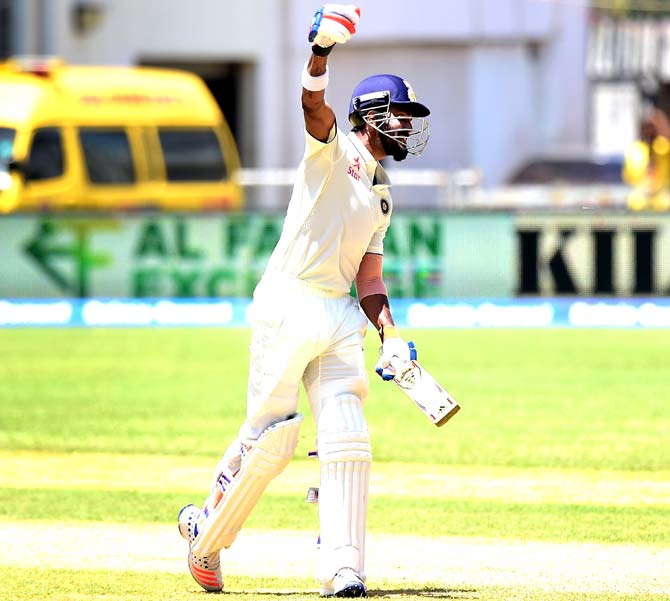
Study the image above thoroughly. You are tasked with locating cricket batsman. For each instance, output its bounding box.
[178,4,431,597]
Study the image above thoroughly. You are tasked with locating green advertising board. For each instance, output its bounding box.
[0,213,516,299]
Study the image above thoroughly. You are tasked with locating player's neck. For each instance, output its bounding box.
[355,129,384,162]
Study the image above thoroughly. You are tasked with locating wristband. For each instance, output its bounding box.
[311,44,334,57]
[301,62,329,92]
[380,325,400,341]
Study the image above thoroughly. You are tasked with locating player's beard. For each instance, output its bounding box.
[379,125,409,162]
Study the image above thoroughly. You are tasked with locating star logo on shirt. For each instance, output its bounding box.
[347,156,362,181]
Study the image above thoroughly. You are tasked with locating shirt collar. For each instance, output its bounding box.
[347,131,391,192]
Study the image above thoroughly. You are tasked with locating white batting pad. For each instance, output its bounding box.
[316,395,371,583]
[192,413,303,556]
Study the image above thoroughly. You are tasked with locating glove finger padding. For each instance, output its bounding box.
[375,355,413,382]
[311,20,351,47]
[375,361,395,381]
[309,4,360,47]
[375,336,412,381]
[324,4,360,24]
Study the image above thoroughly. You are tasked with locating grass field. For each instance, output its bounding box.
[0,327,668,600]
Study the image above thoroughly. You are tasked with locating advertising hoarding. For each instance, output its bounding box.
[0,213,515,299]
[1,212,669,299]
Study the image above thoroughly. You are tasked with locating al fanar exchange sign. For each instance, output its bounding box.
[1,212,669,299]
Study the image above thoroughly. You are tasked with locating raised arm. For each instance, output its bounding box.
[302,5,360,142]
[302,54,335,143]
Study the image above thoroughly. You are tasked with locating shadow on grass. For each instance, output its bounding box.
[215,587,478,598]
[369,588,478,598]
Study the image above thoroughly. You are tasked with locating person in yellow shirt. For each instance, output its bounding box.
[623,107,670,211]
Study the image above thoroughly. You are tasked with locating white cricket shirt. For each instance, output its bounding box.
[263,127,393,295]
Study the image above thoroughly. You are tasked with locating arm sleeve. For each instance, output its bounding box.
[304,122,338,159]
[365,220,388,255]
[355,252,388,301]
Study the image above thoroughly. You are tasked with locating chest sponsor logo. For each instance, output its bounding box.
[347,156,362,181]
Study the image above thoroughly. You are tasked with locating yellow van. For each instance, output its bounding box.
[0,57,242,213]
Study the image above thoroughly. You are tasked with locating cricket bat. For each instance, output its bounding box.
[390,343,460,427]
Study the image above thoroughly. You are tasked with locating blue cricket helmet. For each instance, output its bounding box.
[348,74,430,127]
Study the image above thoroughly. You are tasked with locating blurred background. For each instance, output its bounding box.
[1,0,669,325]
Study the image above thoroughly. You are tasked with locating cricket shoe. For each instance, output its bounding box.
[321,568,367,598]
[178,504,223,592]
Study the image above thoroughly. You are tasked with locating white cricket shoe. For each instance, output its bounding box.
[321,568,367,598]
[178,504,223,592]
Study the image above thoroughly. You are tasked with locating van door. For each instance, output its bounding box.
[18,127,73,211]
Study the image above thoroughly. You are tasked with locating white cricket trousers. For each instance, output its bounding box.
[238,272,372,584]
[241,272,370,439]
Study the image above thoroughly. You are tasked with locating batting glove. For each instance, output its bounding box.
[309,4,361,50]
[375,326,413,381]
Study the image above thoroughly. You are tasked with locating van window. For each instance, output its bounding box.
[0,128,15,162]
[158,128,227,182]
[26,128,64,181]
[80,128,136,184]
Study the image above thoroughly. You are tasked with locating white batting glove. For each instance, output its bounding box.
[375,326,411,382]
[309,4,361,49]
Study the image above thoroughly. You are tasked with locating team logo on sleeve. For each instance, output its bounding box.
[381,199,389,214]
[347,157,362,181]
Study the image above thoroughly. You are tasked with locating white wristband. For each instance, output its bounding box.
[301,62,329,92]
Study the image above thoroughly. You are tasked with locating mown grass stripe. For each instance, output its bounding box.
[3,450,669,506]
[1,487,668,545]
[2,328,669,471]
